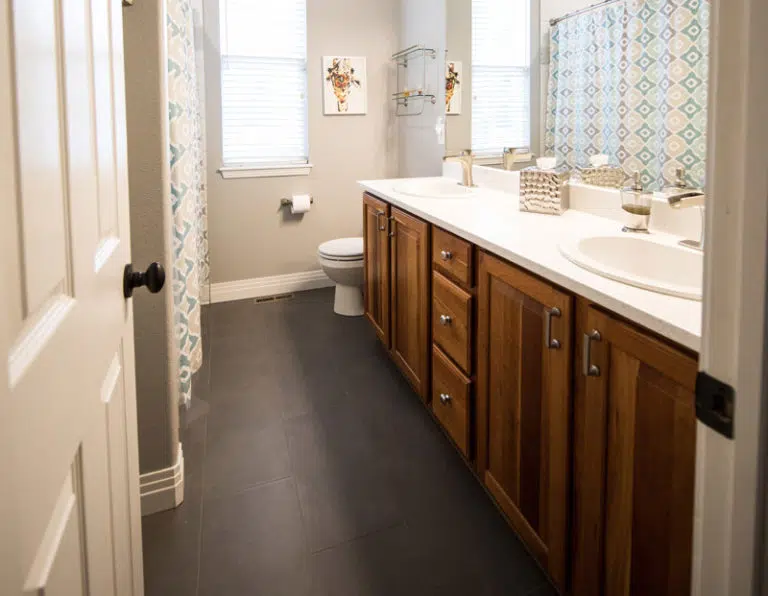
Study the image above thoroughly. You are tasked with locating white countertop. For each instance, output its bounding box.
[359,177,702,352]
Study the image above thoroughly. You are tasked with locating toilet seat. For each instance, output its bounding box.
[318,237,364,262]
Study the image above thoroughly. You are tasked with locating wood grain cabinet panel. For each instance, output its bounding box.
[475,251,573,592]
[432,346,472,457]
[390,207,430,401]
[432,271,473,373]
[363,193,390,347]
[572,301,697,596]
[432,227,473,286]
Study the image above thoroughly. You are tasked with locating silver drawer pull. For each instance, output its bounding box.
[583,330,601,377]
[439,314,452,326]
[439,393,452,404]
[440,250,453,261]
[544,307,562,350]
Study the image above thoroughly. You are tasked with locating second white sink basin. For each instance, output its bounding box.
[393,178,476,199]
[559,235,703,300]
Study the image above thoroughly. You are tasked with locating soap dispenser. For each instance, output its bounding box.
[621,172,652,233]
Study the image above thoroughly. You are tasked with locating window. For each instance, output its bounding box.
[219,0,308,174]
[471,0,532,157]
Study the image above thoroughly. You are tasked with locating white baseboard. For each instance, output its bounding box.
[202,270,334,305]
[140,444,184,516]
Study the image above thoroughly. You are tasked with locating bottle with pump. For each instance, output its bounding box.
[621,171,652,233]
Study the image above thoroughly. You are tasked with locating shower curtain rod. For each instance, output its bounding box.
[549,0,624,26]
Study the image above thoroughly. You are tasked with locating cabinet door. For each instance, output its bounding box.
[363,193,390,346]
[476,251,573,591]
[390,207,430,400]
[572,302,697,596]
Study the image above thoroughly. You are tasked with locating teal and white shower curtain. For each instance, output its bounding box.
[545,0,710,190]
[168,0,208,405]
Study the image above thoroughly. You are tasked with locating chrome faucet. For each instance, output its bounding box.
[443,149,476,187]
[663,167,706,250]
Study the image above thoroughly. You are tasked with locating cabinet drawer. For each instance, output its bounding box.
[432,346,472,458]
[433,227,473,286]
[433,271,473,373]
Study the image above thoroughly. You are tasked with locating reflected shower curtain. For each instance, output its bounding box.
[545,0,709,190]
[168,0,209,405]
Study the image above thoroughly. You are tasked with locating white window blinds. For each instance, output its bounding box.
[219,0,308,167]
[471,0,531,156]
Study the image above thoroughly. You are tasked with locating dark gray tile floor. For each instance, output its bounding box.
[142,288,556,596]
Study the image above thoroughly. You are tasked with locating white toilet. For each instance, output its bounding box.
[318,237,365,316]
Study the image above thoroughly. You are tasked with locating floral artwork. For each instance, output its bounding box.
[323,56,367,115]
[445,61,462,115]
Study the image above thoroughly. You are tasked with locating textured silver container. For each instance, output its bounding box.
[578,165,626,188]
[519,167,571,215]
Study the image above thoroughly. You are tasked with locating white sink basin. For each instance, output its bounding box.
[393,178,476,199]
[559,235,703,300]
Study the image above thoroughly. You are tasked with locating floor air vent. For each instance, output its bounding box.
[254,293,295,305]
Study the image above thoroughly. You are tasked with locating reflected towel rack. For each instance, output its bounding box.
[549,0,624,26]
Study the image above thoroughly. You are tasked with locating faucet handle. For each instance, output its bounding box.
[675,167,687,188]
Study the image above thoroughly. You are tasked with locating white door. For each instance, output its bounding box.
[0,1,144,595]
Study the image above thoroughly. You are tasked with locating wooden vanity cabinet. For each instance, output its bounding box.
[363,195,430,401]
[389,207,431,401]
[572,300,697,596]
[364,194,699,595]
[363,193,390,345]
[475,250,573,592]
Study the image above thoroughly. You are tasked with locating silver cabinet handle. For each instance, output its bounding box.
[439,314,452,326]
[545,307,562,349]
[388,216,396,238]
[583,330,601,377]
[376,210,386,232]
[440,250,453,261]
[439,393,451,404]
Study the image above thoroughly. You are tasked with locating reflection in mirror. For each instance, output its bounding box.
[445,0,539,163]
[445,0,710,189]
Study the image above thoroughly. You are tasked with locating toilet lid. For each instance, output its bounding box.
[319,237,364,261]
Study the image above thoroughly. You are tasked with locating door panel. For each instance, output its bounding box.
[1,1,142,594]
[572,304,697,596]
[12,0,71,315]
[363,193,390,346]
[476,251,572,591]
[390,207,430,401]
[24,468,87,596]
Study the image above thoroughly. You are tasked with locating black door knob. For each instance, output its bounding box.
[124,262,166,298]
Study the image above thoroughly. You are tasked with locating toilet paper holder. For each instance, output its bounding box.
[280,196,314,207]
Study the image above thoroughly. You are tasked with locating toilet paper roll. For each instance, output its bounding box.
[291,194,312,214]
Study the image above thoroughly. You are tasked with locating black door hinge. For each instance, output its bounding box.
[695,372,735,439]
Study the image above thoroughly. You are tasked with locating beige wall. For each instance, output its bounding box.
[203,0,400,284]
[445,0,471,154]
[124,0,180,475]
[398,0,447,178]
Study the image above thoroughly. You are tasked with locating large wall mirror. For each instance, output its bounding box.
[445,0,710,191]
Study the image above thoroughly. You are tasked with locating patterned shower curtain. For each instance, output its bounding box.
[168,0,209,405]
[545,0,709,190]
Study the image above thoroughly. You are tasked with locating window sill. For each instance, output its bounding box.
[218,163,314,179]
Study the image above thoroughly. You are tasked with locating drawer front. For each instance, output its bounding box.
[432,346,472,458]
[433,227,473,286]
[433,271,473,373]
